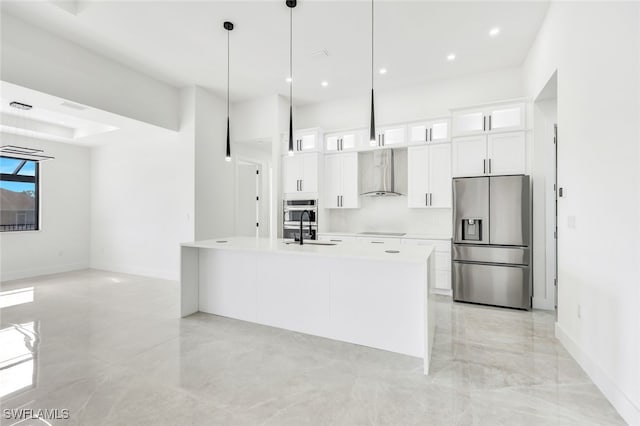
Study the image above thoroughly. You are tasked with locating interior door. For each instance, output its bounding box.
[453,177,489,244]
[324,155,341,208]
[489,175,530,246]
[340,152,359,208]
[428,144,452,208]
[452,135,487,177]
[407,146,429,208]
[487,132,526,175]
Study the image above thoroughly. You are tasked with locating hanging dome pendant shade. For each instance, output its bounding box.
[287,0,296,156]
[369,0,376,145]
[224,21,234,162]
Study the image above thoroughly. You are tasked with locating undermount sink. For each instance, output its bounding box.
[285,241,337,246]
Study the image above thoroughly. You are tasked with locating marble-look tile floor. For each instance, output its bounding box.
[0,270,625,426]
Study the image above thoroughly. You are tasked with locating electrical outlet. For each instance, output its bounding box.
[577,304,582,319]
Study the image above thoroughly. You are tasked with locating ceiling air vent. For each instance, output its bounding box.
[60,101,87,111]
[9,102,32,110]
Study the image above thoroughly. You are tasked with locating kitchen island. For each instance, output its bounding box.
[180,237,436,374]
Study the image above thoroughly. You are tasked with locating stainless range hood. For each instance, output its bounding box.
[360,149,405,197]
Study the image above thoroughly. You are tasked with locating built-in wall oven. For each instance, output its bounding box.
[283,199,317,241]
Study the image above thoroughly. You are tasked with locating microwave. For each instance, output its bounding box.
[283,199,317,240]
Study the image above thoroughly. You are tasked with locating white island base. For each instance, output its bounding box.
[181,237,436,374]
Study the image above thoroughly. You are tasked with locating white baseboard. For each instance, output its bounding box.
[1,262,89,282]
[555,322,640,426]
[89,261,178,281]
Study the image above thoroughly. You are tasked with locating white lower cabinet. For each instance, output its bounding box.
[324,152,359,209]
[401,239,452,293]
[407,144,452,208]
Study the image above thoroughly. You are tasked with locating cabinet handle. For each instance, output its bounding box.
[300,180,303,191]
[429,193,433,206]
[337,195,339,207]
[341,195,344,207]
[340,138,343,151]
[425,128,428,142]
[489,115,492,131]
[429,128,432,142]
[483,116,486,131]
[426,193,428,206]
[488,159,492,174]
[382,134,385,146]
[483,159,486,174]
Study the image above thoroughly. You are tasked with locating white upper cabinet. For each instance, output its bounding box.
[407,144,452,208]
[371,125,407,148]
[325,129,366,152]
[452,102,525,137]
[283,152,319,196]
[408,118,450,144]
[487,132,526,175]
[452,132,526,177]
[282,128,321,153]
[324,152,359,209]
[452,135,487,177]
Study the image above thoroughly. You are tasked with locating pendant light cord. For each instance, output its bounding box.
[227,29,230,119]
[290,7,293,109]
[371,0,374,90]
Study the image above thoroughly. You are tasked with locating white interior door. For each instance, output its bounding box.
[428,144,452,208]
[487,132,526,175]
[236,161,260,237]
[407,146,429,208]
[452,135,487,177]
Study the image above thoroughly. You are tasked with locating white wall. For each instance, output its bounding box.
[90,89,195,280]
[194,87,235,240]
[524,3,640,424]
[297,68,524,237]
[0,12,179,130]
[0,134,91,281]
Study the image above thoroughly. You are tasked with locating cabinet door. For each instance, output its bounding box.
[487,103,524,132]
[409,123,429,143]
[324,155,342,208]
[487,132,526,175]
[407,146,430,208]
[300,153,318,193]
[325,134,340,152]
[341,131,362,151]
[340,152,360,208]
[299,133,317,151]
[430,120,450,142]
[283,155,301,193]
[380,126,406,146]
[428,143,452,208]
[452,135,487,177]
[452,110,485,136]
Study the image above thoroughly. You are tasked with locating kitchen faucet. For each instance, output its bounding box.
[299,210,313,245]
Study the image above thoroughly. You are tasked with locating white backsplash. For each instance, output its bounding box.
[322,196,452,236]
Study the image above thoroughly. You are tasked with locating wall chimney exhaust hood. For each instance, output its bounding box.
[360,149,405,197]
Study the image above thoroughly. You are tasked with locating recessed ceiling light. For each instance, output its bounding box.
[379,68,387,75]
[321,81,328,87]
[489,27,501,37]
[285,77,292,83]
[447,53,456,61]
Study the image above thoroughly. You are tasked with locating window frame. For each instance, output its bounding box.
[0,156,40,232]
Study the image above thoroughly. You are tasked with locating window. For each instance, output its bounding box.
[0,157,39,231]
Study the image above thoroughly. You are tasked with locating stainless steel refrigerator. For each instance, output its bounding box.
[452,175,532,310]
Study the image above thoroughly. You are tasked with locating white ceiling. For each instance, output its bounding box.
[1,1,549,105]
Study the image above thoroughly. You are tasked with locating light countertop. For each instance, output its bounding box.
[181,236,434,264]
[318,232,452,240]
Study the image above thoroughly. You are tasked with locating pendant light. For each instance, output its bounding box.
[224,21,234,162]
[286,0,296,156]
[369,0,376,145]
